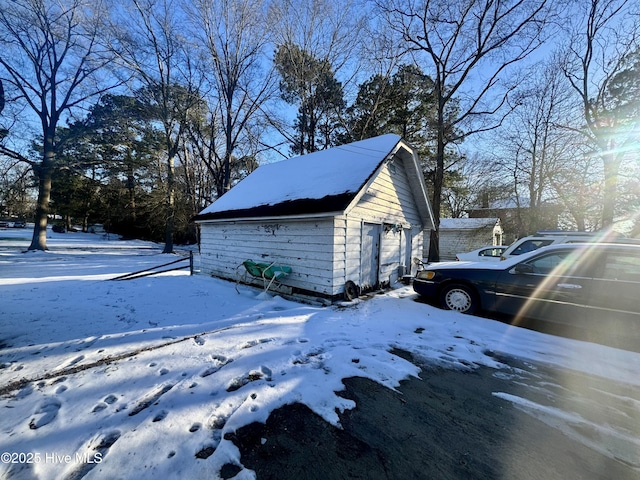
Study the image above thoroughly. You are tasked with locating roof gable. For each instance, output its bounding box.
[194,134,402,221]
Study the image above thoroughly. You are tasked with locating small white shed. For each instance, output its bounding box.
[193,134,435,303]
[438,218,503,261]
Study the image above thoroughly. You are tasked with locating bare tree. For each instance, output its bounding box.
[271,0,366,86]
[440,150,509,219]
[0,160,33,218]
[187,0,277,196]
[494,59,577,235]
[377,0,556,261]
[549,142,603,231]
[108,0,203,253]
[561,0,640,228]
[0,0,116,250]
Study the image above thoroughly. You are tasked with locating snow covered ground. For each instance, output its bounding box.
[1,228,639,479]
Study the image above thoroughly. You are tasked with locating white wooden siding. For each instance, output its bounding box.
[345,161,424,287]
[349,162,422,227]
[439,226,496,261]
[199,219,339,296]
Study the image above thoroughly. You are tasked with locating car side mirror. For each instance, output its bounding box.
[514,263,534,274]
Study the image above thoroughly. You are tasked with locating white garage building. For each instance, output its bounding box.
[193,134,435,303]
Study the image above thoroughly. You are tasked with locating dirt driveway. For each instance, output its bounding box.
[229,351,640,480]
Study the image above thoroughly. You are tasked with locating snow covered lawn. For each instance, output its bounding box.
[1,229,639,479]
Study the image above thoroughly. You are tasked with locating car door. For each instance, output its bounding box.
[493,248,592,325]
[586,247,640,338]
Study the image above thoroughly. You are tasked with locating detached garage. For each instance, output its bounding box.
[438,218,504,261]
[193,134,435,303]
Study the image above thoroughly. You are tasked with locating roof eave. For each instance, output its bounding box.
[194,210,343,224]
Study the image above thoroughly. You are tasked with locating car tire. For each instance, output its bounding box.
[343,280,360,301]
[440,284,478,314]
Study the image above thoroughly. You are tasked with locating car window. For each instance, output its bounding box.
[521,249,600,276]
[600,252,640,282]
[479,248,504,257]
[523,252,570,274]
[511,239,553,256]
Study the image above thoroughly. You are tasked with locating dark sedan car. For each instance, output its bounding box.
[413,243,640,335]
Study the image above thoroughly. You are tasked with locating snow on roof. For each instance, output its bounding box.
[195,134,401,220]
[440,218,499,230]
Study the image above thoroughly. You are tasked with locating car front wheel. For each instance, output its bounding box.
[440,284,478,314]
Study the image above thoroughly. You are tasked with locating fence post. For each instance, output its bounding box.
[190,251,194,275]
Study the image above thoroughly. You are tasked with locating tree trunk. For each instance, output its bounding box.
[0,79,4,115]
[428,93,446,263]
[601,151,620,228]
[162,152,175,254]
[222,105,233,195]
[225,86,237,194]
[28,131,56,251]
[29,167,53,251]
[222,150,231,196]
[127,151,137,223]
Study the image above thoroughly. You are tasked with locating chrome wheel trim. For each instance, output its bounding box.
[445,288,472,312]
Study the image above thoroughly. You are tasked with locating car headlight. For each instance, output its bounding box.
[416,270,436,280]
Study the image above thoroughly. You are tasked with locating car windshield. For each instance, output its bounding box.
[511,239,553,255]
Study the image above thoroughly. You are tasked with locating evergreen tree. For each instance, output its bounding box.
[275,42,345,154]
[83,94,160,234]
[345,65,466,215]
[346,65,437,152]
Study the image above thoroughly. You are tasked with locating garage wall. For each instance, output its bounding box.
[199,218,337,296]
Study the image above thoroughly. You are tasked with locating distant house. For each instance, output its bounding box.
[438,218,503,261]
[468,197,560,243]
[193,134,436,303]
